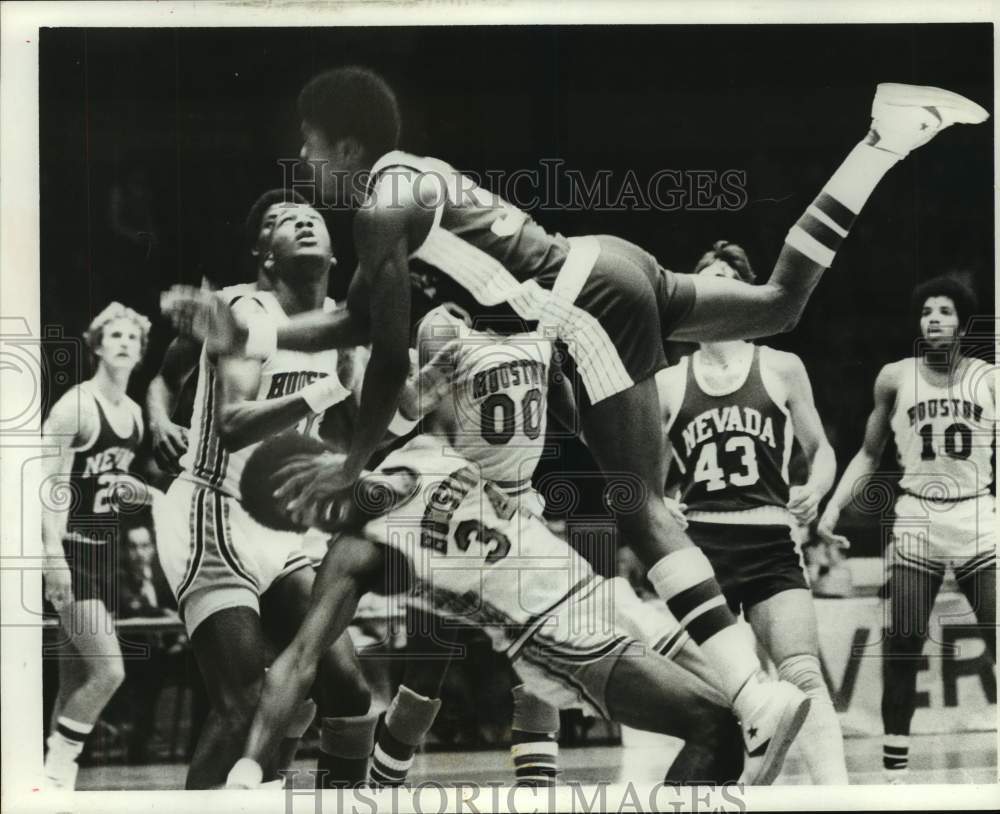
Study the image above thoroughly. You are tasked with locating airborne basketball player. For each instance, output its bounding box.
[163,68,988,776]
[818,275,995,783]
[42,303,151,789]
[658,241,848,784]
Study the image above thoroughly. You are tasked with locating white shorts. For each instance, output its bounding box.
[890,492,996,578]
[512,576,689,719]
[153,477,313,634]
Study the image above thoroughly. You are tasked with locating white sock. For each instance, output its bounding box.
[786,142,900,268]
[779,655,849,784]
[47,716,92,763]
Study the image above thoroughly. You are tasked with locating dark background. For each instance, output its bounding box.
[39,24,994,548]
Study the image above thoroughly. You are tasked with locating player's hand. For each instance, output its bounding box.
[151,419,189,472]
[787,485,822,526]
[161,284,248,357]
[816,506,851,549]
[273,452,353,528]
[663,496,688,529]
[43,558,74,611]
[399,339,461,420]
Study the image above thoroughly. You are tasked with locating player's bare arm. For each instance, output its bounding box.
[775,350,837,526]
[271,183,430,522]
[147,335,199,469]
[655,364,691,523]
[40,391,98,609]
[817,361,900,545]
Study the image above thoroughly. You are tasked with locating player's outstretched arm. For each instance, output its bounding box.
[228,533,384,787]
[779,352,837,527]
[147,336,199,470]
[817,363,899,546]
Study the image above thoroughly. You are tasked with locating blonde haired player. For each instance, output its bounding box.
[819,275,995,783]
[42,302,151,789]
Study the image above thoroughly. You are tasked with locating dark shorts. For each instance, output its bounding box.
[686,521,808,615]
[61,537,118,608]
[535,235,696,410]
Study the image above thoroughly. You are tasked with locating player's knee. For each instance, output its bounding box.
[89,659,126,698]
[777,654,829,701]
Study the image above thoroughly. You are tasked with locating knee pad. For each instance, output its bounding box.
[320,711,379,759]
[777,654,827,699]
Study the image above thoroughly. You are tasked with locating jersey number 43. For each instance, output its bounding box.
[693,437,761,492]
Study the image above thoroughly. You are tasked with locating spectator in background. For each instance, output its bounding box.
[116,522,181,764]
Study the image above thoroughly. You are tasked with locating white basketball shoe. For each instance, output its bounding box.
[867,82,989,157]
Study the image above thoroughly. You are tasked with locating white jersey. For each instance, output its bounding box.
[179,284,349,500]
[889,357,995,500]
[362,436,595,656]
[424,307,552,491]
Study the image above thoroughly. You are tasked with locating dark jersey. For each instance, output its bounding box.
[64,385,142,545]
[367,151,571,333]
[666,346,792,518]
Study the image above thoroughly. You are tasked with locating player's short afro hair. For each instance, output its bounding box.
[693,240,756,284]
[911,274,979,331]
[245,188,308,253]
[240,432,331,533]
[298,66,402,162]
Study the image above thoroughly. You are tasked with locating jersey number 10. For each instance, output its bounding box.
[918,422,973,461]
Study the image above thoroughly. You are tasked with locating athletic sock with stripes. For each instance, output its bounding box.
[369,685,442,787]
[785,142,899,268]
[648,548,767,717]
[883,734,910,774]
[316,712,378,789]
[45,717,93,787]
[510,685,561,787]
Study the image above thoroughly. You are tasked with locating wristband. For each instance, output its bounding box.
[300,376,352,413]
[388,410,419,436]
[244,315,277,360]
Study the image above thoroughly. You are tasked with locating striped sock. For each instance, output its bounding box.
[369,685,442,787]
[48,716,92,760]
[785,143,899,268]
[510,685,560,787]
[648,548,762,709]
[883,735,909,772]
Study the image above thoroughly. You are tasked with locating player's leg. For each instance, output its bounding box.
[370,605,455,788]
[185,605,269,789]
[662,84,990,343]
[509,685,562,787]
[263,566,376,789]
[954,557,996,661]
[579,375,804,780]
[603,647,743,783]
[881,561,943,782]
[44,598,126,789]
[227,533,381,789]
[747,588,849,784]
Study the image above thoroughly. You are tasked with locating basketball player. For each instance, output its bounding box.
[151,203,375,789]
[226,429,745,789]
[147,187,308,474]
[41,302,151,789]
[367,306,735,788]
[818,275,995,783]
[163,70,988,773]
[658,241,848,784]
